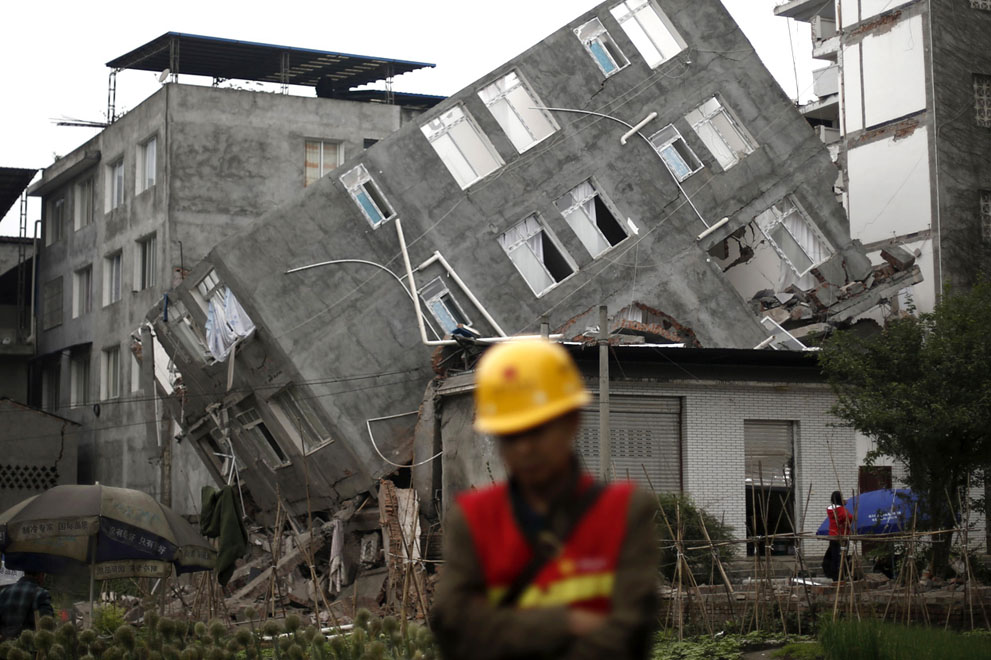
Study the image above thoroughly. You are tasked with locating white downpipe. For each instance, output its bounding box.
[620,112,658,145]
[697,216,731,242]
[394,219,561,347]
[414,251,507,337]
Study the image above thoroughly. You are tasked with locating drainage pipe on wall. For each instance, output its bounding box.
[412,251,507,337]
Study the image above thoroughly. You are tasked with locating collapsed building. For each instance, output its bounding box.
[147,0,921,541]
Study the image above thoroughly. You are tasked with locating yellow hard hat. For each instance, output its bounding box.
[474,339,591,435]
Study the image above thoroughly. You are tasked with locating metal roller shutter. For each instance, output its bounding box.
[576,395,681,492]
[743,420,793,487]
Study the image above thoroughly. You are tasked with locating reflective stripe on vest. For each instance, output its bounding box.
[457,477,633,612]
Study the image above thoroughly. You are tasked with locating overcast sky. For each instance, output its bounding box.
[0,0,818,235]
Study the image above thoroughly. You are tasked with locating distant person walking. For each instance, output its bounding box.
[0,571,54,640]
[822,491,852,581]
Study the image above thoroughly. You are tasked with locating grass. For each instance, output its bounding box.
[818,620,991,660]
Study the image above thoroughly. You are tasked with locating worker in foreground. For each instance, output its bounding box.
[431,339,659,659]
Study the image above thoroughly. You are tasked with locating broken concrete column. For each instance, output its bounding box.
[880,245,916,271]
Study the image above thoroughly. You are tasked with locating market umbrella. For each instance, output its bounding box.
[0,484,216,616]
[816,488,925,536]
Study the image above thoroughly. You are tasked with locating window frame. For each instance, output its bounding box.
[478,71,558,153]
[271,386,335,455]
[554,180,629,258]
[74,177,94,230]
[755,196,834,277]
[685,97,757,170]
[609,0,686,69]
[136,233,157,291]
[101,345,121,400]
[72,265,93,319]
[69,352,90,408]
[46,196,66,246]
[975,74,991,128]
[136,136,157,194]
[107,158,125,212]
[234,406,291,469]
[103,251,123,306]
[575,17,630,77]
[420,104,504,189]
[340,164,396,227]
[42,276,63,331]
[498,214,577,297]
[648,124,704,181]
[420,277,472,334]
[304,139,343,187]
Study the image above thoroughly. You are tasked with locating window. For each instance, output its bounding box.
[104,251,122,305]
[131,351,141,393]
[195,268,223,309]
[976,74,991,128]
[685,97,757,170]
[554,181,628,257]
[235,407,290,468]
[478,71,557,153]
[101,346,120,400]
[304,140,342,186]
[610,0,686,69]
[42,362,60,412]
[72,265,92,318]
[972,0,991,10]
[70,352,90,408]
[498,215,575,296]
[755,196,834,276]
[575,17,629,77]
[137,136,157,193]
[107,159,124,211]
[363,138,379,148]
[420,105,503,189]
[42,277,63,331]
[420,277,471,334]
[341,164,396,227]
[74,178,94,230]
[46,196,65,246]
[648,125,703,181]
[272,386,334,453]
[137,234,157,290]
[981,190,991,244]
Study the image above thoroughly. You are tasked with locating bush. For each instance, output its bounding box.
[656,493,736,584]
[819,620,991,660]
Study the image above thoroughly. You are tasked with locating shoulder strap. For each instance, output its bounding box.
[498,482,606,608]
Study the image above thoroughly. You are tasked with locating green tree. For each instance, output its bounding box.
[817,281,991,576]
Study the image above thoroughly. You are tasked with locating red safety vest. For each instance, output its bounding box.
[457,476,634,613]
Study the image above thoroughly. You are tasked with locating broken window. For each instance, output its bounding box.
[685,97,757,170]
[575,17,629,77]
[756,196,833,277]
[421,105,503,189]
[648,125,703,181]
[341,164,396,227]
[272,386,334,453]
[420,277,471,334]
[554,181,627,257]
[235,407,290,468]
[479,71,557,153]
[304,140,341,186]
[981,190,991,243]
[610,0,685,69]
[975,74,991,128]
[498,215,575,296]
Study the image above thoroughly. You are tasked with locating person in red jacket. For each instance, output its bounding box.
[823,490,853,581]
[431,339,659,660]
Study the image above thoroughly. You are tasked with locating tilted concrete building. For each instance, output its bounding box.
[148,0,922,522]
[26,33,440,514]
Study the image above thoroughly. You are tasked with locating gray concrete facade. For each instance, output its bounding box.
[149,0,905,519]
[28,82,423,514]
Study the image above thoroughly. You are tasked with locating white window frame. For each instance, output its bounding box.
[271,386,335,454]
[575,17,629,77]
[46,196,65,246]
[72,265,93,318]
[554,180,628,258]
[685,97,757,170]
[420,277,472,335]
[103,251,122,306]
[101,345,121,400]
[755,196,834,277]
[478,71,558,153]
[192,268,224,313]
[106,159,124,212]
[420,105,504,189]
[136,136,157,193]
[235,407,291,468]
[498,215,576,297]
[70,353,90,408]
[610,0,686,69]
[74,177,94,230]
[340,164,396,227]
[136,234,157,291]
[304,139,343,187]
[648,125,703,182]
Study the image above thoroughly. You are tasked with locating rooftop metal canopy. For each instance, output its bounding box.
[106,32,435,90]
[0,168,38,219]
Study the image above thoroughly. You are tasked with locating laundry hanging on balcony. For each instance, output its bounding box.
[205,288,255,361]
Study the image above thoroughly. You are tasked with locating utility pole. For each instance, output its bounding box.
[598,305,611,481]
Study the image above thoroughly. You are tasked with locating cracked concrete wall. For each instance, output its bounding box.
[0,400,78,513]
[151,0,862,515]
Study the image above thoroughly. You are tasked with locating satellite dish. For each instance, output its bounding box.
[158,68,171,83]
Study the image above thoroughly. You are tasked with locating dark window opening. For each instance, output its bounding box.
[363,138,379,148]
[541,233,574,282]
[594,197,627,246]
